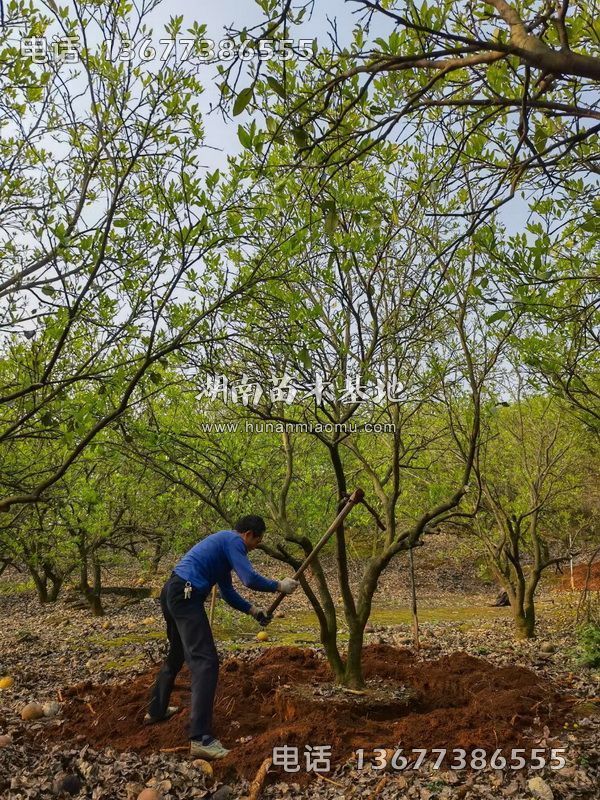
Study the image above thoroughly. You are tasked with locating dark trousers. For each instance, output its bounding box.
[148,573,218,740]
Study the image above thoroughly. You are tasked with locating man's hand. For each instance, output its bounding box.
[249,606,272,627]
[278,577,299,595]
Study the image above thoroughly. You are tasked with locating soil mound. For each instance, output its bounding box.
[46,645,568,781]
[558,562,600,590]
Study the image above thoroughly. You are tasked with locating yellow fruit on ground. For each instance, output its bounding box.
[256,631,269,642]
[137,789,162,800]
[21,702,44,721]
[192,758,213,776]
[0,677,14,689]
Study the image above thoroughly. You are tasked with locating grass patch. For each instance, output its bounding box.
[104,655,145,670]
[89,632,165,648]
[0,579,35,596]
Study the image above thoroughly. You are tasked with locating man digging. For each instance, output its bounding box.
[146,515,299,759]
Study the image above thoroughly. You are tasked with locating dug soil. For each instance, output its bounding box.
[46,644,570,782]
[558,561,600,590]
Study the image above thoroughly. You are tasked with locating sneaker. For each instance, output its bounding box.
[143,705,179,724]
[189,737,230,760]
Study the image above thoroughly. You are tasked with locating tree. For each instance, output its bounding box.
[0,1,277,513]
[174,132,518,687]
[472,389,589,638]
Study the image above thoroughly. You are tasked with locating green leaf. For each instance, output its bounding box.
[113,219,128,228]
[237,124,253,150]
[298,346,312,369]
[291,127,309,149]
[233,87,253,116]
[324,209,339,235]
[266,76,286,99]
[581,217,600,233]
[26,86,43,102]
[486,309,509,324]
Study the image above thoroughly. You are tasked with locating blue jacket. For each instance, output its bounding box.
[173,529,279,613]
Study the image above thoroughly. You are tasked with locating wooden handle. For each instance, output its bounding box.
[266,488,364,616]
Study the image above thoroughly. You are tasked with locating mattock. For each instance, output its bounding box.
[266,488,365,617]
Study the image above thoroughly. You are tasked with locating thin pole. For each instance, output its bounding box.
[409,545,420,651]
[266,488,364,616]
[209,584,217,626]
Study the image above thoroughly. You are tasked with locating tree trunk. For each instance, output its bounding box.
[513,605,535,638]
[89,555,104,616]
[48,575,63,602]
[78,548,104,616]
[29,568,49,603]
[343,627,366,688]
[151,539,165,575]
[320,625,345,684]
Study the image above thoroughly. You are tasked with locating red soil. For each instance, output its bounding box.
[558,562,600,591]
[47,645,569,782]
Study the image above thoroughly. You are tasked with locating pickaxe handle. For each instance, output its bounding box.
[266,488,365,616]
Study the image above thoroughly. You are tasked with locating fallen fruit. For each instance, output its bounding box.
[43,701,61,718]
[192,758,213,776]
[256,631,269,642]
[528,775,554,800]
[52,773,82,796]
[0,734,12,748]
[0,676,14,689]
[137,790,162,800]
[20,702,44,721]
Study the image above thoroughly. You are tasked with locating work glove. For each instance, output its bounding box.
[249,606,272,627]
[278,577,299,595]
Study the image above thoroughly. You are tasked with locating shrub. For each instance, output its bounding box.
[576,623,600,669]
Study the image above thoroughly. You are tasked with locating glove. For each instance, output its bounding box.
[278,577,299,595]
[249,606,272,627]
[255,610,272,627]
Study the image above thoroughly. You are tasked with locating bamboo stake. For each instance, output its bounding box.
[408,545,420,651]
[266,488,364,616]
[209,584,218,626]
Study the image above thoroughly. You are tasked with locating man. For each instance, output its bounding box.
[146,515,299,760]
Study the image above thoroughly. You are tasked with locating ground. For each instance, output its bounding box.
[0,552,598,799]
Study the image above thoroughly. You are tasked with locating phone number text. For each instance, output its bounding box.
[20,37,314,64]
[357,748,567,771]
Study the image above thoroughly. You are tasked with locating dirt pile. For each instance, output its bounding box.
[558,562,600,590]
[45,645,569,781]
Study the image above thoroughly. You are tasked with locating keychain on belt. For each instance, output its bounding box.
[184,581,192,599]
